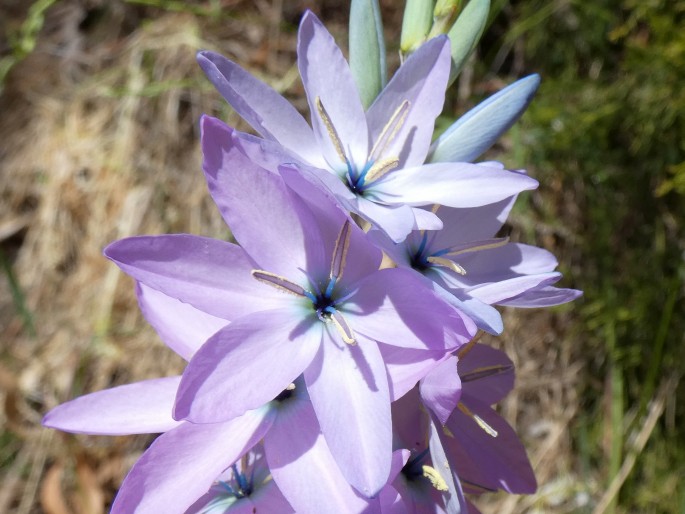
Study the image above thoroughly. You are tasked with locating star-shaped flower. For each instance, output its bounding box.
[198,11,538,242]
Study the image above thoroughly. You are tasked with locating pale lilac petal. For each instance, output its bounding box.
[136,283,227,361]
[231,126,308,173]
[459,344,514,406]
[380,343,450,401]
[429,279,504,335]
[367,37,451,168]
[105,235,288,320]
[444,399,537,494]
[466,272,562,305]
[175,308,322,423]
[201,116,327,279]
[455,243,559,278]
[43,377,182,435]
[279,165,384,288]
[265,397,378,512]
[500,285,583,307]
[196,51,324,166]
[369,162,538,208]
[420,355,462,425]
[298,11,369,169]
[305,331,391,497]
[392,386,429,454]
[247,480,294,513]
[355,196,417,243]
[428,417,469,514]
[412,207,443,231]
[379,451,411,514]
[343,268,476,350]
[429,197,517,247]
[111,407,275,514]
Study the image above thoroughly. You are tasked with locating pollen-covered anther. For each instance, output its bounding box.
[457,402,498,437]
[330,220,352,283]
[441,237,510,258]
[421,465,449,492]
[369,99,411,162]
[315,96,349,165]
[461,364,514,383]
[251,270,308,297]
[330,310,356,345]
[426,256,467,275]
[364,158,400,184]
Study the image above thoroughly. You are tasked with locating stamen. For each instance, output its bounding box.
[363,157,400,185]
[330,220,352,283]
[252,270,309,298]
[460,477,497,493]
[329,310,356,345]
[456,330,485,359]
[426,256,467,275]
[421,465,449,492]
[315,97,349,165]
[457,403,498,437]
[460,364,514,383]
[433,237,510,258]
[369,100,411,161]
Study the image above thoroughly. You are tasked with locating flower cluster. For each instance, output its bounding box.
[43,6,580,514]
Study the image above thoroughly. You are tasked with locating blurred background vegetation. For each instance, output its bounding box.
[0,0,682,512]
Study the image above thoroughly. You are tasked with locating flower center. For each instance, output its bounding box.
[315,97,409,193]
[251,220,357,345]
[408,229,511,277]
[219,462,253,499]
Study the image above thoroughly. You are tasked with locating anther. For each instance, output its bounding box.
[251,270,309,298]
[316,97,350,166]
[363,157,400,184]
[369,100,411,162]
[329,310,356,345]
[457,403,498,437]
[426,256,467,275]
[421,465,449,491]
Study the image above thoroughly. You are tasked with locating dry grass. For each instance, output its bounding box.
[1,1,592,512]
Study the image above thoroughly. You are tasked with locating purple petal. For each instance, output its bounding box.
[369,162,538,208]
[466,272,562,305]
[305,331,391,497]
[265,397,378,513]
[298,11,369,169]
[380,343,450,401]
[201,116,327,280]
[105,234,288,320]
[420,355,462,425]
[343,268,476,350]
[43,377,182,435]
[367,37,451,168]
[459,344,514,406]
[196,51,324,166]
[444,399,537,494]
[111,407,275,514]
[354,196,417,243]
[428,417,469,514]
[279,165,384,288]
[136,282,227,361]
[428,198,516,248]
[499,285,583,307]
[175,308,322,423]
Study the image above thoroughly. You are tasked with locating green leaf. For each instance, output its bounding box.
[349,0,387,109]
[446,0,490,83]
[401,0,435,54]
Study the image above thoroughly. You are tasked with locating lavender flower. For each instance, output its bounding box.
[44,284,394,513]
[198,11,538,241]
[103,123,475,496]
[370,183,582,334]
